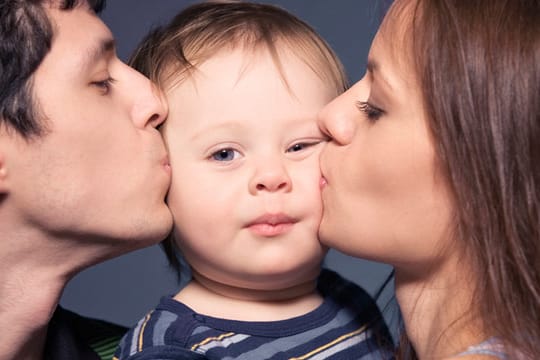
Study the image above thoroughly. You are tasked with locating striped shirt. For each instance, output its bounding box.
[114,269,393,360]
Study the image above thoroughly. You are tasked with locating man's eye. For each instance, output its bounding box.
[91,77,115,95]
[210,148,240,162]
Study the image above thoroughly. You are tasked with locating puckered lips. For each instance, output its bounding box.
[320,176,328,189]
[161,155,171,175]
[246,213,298,237]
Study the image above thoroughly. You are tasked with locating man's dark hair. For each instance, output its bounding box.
[0,0,105,139]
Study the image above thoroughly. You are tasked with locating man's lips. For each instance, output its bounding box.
[246,214,298,237]
[161,155,171,175]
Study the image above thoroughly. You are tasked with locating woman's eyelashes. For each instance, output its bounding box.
[356,100,384,122]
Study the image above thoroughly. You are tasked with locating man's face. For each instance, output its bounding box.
[0,4,172,251]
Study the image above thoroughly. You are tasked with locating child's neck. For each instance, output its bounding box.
[174,271,323,321]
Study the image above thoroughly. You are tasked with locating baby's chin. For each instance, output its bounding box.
[195,264,321,296]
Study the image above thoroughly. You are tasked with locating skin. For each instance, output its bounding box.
[163,47,335,321]
[317,1,483,358]
[0,3,171,359]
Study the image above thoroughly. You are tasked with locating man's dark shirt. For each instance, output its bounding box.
[44,306,127,360]
[44,306,206,359]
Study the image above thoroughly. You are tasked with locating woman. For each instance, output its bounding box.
[318,0,539,359]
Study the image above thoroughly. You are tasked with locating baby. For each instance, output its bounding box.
[115,1,392,359]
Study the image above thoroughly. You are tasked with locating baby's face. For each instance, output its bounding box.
[161,48,336,292]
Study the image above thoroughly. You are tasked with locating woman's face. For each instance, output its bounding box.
[317,9,454,270]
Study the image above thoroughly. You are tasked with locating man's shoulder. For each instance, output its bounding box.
[45,306,127,360]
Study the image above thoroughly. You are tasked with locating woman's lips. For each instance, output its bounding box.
[320,176,328,188]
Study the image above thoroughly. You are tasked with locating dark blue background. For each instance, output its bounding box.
[60,0,393,328]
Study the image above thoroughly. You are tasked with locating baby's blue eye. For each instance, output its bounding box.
[211,149,238,161]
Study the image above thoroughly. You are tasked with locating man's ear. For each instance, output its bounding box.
[0,153,7,194]
[0,122,11,195]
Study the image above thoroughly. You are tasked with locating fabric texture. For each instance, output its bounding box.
[114,269,393,360]
[44,306,127,360]
[456,338,508,359]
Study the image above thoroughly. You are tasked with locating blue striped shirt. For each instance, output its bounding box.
[456,338,508,359]
[114,269,393,360]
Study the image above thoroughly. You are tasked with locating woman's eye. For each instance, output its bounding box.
[210,148,239,162]
[356,101,384,122]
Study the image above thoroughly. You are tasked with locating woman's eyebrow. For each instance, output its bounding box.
[366,58,394,93]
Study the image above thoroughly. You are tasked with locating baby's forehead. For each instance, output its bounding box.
[160,48,328,142]
[164,48,336,106]
[160,38,343,97]
[162,48,324,96]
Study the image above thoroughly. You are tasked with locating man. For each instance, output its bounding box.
[0,1,200,359]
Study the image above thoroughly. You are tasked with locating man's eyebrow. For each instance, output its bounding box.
[80,37,116,71]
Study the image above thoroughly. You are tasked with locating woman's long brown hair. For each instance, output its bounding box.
[392,0,539,358]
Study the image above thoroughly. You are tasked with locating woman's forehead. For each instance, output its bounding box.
[373,0,419,82]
